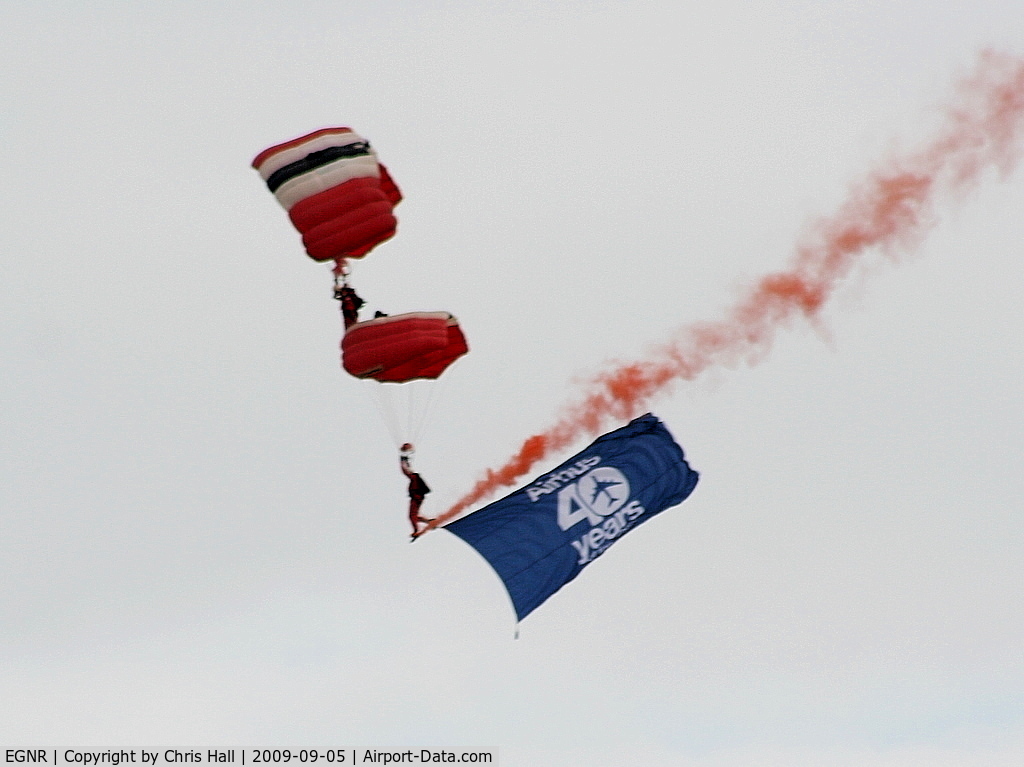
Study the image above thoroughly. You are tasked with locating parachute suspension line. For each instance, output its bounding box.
[404,381,428,447]
[361,377,447,452]
[406,373,448,447]
[367,380,404,449]
[406,381,430,446]
[390,380,431,448]
[395,381,419,446]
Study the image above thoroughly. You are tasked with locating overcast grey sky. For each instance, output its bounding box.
[2,2,1023,764]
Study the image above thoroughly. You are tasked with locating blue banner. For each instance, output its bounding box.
[445,413,699,620]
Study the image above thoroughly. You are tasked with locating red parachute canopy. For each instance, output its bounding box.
[342,312,469,383]
[252,127,402,262]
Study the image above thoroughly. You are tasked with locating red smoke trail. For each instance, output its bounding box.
[428,50,1024,530]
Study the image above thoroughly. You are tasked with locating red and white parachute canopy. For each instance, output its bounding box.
[252,127,402,262]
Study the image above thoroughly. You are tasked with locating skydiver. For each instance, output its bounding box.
[400,443,433,539]
[335,284,364,328]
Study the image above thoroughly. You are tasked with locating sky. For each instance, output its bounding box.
[2,1,1023,764]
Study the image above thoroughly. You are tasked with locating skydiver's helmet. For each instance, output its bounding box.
[400,443,414,458]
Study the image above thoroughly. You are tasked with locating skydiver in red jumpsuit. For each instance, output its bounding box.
[400,443,433,539]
